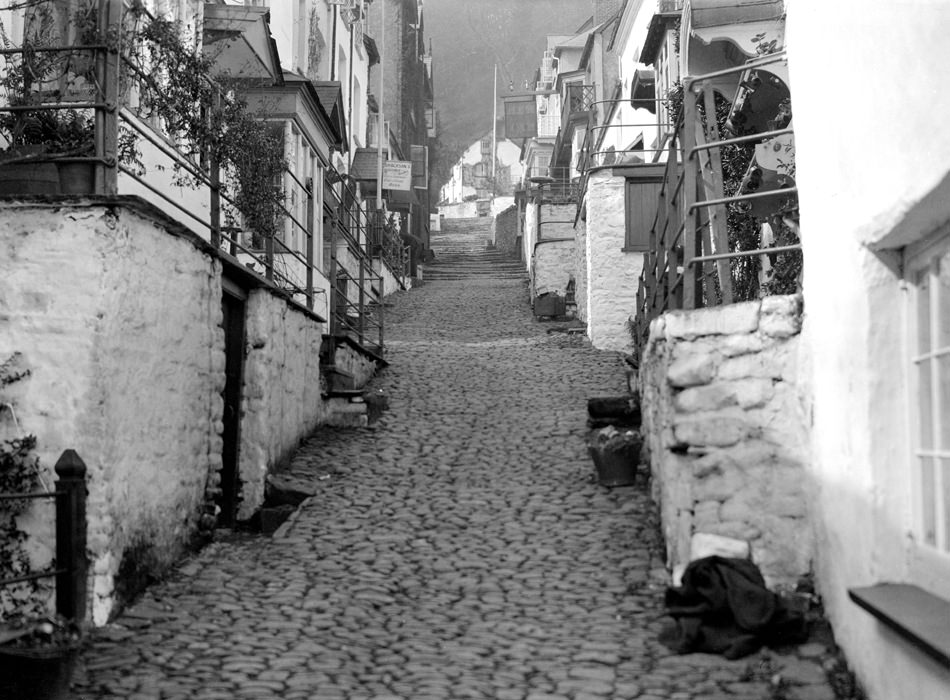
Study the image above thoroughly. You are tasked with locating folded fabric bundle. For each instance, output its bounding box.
[659,555,808,659]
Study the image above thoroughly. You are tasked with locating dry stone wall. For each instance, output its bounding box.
[639,295,812,588]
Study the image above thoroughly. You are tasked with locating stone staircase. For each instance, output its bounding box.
[426,217,525,281]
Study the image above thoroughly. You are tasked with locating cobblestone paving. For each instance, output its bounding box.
[72,267,847,699]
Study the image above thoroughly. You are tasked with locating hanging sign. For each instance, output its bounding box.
[382,160,413,190]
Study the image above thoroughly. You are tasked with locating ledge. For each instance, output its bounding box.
[849,583,950,668]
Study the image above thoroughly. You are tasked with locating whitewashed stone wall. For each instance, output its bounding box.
[574,215,588,323]
[531,203,578,301]
[0,201,224,625]
[523,203,538,272]
[586,170,643,352]
[334,342,379,389]
[640,296,812,588]
[238,291,326,520]
[491,205,519,255]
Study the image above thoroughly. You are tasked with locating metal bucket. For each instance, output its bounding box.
[588,429,641,487]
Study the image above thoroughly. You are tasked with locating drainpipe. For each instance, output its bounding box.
[330,4,338,80]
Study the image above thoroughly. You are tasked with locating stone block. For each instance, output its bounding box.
[673,413,749,447]
[690,532,750,561]
[760,295,803,338]
[692,500,721,528]
[692,449,736,478]
[717,351,786,381]
[668,354,718,388]
[711,323,765,354]
[674,383,738,413]
[733,378,775,408]
[693,469,745,502]
[664,301,760,339]
[704,520,762,540]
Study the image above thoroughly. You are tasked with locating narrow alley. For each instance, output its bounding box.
[72,219,841,700]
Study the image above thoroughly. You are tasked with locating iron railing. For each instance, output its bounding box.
[0,450,88,623]
[524,165,579,205]
[631,52,800,356]
[0,1,389,356]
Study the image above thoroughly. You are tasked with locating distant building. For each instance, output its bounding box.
[438,133,524,218]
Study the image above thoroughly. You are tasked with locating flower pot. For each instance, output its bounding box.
[588,427,642,487]
[0,644,78,700]
[0,161,61,195]
[57,162,96,194]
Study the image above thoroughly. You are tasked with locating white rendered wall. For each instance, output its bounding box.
[0,202,224,625]
[787,2,950,698]
[238,290,326,520]
[586,170,642,352]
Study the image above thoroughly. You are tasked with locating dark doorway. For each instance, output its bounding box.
[219,285,246,526]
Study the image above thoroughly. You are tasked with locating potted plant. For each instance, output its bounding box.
[0,0,98,195]
[0,615,82,700]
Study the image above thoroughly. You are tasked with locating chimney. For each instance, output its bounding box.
[592,0,622,26]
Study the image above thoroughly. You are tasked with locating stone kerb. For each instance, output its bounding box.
[639,295,810,588]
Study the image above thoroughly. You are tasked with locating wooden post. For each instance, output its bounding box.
[358,257,366,346]
[682,84,700,310]
[306,178,315,310]
[265,233,275,281]
[328,217,338,336]
[97,0,121,195]
[701,84,732,304]
[55,450,87,623]
[378,275,385,353]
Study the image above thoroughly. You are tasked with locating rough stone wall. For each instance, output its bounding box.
[333,343,378,388]
[639,296,812,588]
[586,170,643,353]
[531,203,578,300]
[0,201,224,625]
[532,240,575,301]
[238,290,326,520]
[492,204,519,255]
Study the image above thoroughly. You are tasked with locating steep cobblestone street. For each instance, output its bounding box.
[72,220,843,700]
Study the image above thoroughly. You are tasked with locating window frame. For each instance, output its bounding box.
[905,228,950,592]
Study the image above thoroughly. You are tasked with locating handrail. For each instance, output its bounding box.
[631,52,801,361]
[0,2,387,354]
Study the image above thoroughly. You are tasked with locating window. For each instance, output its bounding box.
[909,238,950,552]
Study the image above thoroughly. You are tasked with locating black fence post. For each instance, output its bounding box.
[55,450,87,623]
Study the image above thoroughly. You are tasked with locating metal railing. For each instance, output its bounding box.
[631,53,801,356]
[523,165,579,205]
[0,450,88,623]
[0,1,387,356]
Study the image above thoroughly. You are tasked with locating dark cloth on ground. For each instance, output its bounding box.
[658,556,808,659]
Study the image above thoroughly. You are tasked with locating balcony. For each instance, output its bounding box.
[525,166,579,206]
[561,84,596,132]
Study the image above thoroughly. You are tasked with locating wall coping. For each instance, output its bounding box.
[0,194,327,324]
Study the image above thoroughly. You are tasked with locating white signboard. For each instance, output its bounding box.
[382,160,413,191]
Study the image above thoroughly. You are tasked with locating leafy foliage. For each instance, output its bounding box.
[0,356,46,623]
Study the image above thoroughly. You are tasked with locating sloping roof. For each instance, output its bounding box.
[639,11,681,65]
[310,80,348,151]
[203,4,282,83]
[350,147,382,182]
